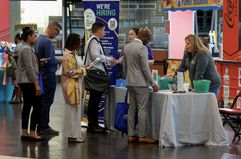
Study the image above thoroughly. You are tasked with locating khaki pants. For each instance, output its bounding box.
[127,86,150,137]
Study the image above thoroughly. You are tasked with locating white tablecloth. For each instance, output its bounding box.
[104,87,227,147]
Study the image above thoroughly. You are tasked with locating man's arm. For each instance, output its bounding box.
[43,40,59,65]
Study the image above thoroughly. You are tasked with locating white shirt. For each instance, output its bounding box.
[84,35,112,73]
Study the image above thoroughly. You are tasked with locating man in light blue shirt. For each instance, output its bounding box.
[84,22,115,133]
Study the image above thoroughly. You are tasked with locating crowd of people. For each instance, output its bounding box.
[8,20,221,144]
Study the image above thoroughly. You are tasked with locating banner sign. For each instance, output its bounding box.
[83,0,119,85]
[83,0,119,125]
[163,0,223,11]
[223,0,241,61]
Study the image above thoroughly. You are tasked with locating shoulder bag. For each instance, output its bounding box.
[84,37,109,93]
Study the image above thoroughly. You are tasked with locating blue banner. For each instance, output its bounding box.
[83,0,119,85]
[83,0,119,125]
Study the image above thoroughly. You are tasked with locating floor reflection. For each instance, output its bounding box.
[0,85,240,159]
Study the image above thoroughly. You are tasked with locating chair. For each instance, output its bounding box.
[219,91,241,142]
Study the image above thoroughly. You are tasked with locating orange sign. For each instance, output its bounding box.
[223,0,241,61]
[163,0,222,11]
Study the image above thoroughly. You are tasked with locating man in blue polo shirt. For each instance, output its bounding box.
[35,21,62,135]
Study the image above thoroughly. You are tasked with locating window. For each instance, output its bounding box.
[119,0,168,50]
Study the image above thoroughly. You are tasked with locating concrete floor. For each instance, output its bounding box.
[0,85,240,159]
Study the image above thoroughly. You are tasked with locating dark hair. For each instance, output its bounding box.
[64,33,81,51]
[131,27,139,35]
[21,27,35,41]
[91,22,104,33]
[15,33,21,41]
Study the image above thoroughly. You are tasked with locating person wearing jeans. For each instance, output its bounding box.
[35,21,62,135]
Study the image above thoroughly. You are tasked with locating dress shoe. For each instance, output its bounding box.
[128,136,138,142]
[138,137,158,143]
[87,126,107,134]
[21,135,45,141]
[68,137,85,143]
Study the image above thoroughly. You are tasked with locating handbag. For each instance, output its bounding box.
[38,72,44,94]
[84,37,109,93]
[84,68,109,93]
[114,92,129,133]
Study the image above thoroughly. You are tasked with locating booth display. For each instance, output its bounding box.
[0,41,14,103]
[105,87,227,147]
[162,0,241,108]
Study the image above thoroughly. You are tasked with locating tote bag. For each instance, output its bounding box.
[114,92,129,133]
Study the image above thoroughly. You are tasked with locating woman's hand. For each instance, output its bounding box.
[35,85,41,96]
[67,70,76,77]
[164,72,175,78]
[34,80,41,96]
[33,80,41,96]
[84,65,89,70]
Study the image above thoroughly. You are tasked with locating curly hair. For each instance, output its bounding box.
[64,33,81,51]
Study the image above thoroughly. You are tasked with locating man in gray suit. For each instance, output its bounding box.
[123,27,158,143]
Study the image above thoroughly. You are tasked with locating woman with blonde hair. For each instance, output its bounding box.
[169,34,221,96]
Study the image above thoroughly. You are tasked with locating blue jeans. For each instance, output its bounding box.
[39,71,56,129]
[209,86,220,97]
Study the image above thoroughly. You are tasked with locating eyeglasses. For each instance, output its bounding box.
[55,28,60,35]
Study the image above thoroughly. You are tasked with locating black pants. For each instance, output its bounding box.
[87,90,102,128]
[19,83,41,131]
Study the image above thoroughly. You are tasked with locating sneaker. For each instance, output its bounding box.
[38,127,59,136]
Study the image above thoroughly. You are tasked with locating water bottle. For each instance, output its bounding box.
[223,67,230,108]
[237,91,241,109]
[178,0,182,6]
